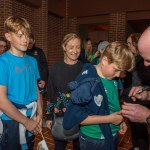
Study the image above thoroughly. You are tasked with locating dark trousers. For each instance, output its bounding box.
[54,138,80,150]
[79,132,118,150]
[130,122,149,150]
[0,120,35,150]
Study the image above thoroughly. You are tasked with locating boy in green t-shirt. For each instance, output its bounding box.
[63,41,135,150]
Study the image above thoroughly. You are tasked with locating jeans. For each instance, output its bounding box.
[0,120,35,150]
[54,138,80,150]
[79,132,118,150]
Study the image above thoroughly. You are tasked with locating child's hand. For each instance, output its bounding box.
[24,118,41,135]
[38,80,45,88]
[118,121,127,134]
[54,108,59,113]
[62,107,66,112]
[94,51,100,58]
[110,111,123,125]
[46,120,52,129]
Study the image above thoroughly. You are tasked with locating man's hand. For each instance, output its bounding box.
[46,120,53,129]
[122,102,150,123]
[129,86,149,101]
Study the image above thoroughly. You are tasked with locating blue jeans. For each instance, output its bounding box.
[54,138,80,150]
[79,132,118,150]
[0,120,35,150]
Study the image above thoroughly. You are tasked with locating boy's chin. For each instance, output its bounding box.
[20,49,27,52]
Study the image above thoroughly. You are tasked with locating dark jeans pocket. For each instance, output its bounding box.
[0,119,3,143]
[0,120,7,150]
[0,120,20,150]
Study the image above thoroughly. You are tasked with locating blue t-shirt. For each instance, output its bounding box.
[0,51,40,119]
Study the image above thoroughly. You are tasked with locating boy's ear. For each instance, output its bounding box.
[101,56,109,65]
[5,33,11,42]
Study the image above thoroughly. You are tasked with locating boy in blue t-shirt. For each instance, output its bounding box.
[0,16,43,150]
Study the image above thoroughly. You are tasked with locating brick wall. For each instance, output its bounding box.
[0,0,79,69]
[0,1,137,150]
[69,17,78,33]
[33,0,48,55]
[0,0,128,67]
[13,0,48,58]
[47,14,63,69]
[0,0,13,36]
[108,12,127,42]
[12,1,35,28]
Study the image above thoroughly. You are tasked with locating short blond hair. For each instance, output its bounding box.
[4,16,31,36]
[62,33,81,49]
[102,41,135,72]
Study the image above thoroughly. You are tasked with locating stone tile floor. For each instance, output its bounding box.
[34,119,132,150]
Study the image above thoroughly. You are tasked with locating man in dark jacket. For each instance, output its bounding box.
[26,34,48,92]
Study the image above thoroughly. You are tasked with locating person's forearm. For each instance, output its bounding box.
[37,89,43,117]
[80,115,111,125]
[0,98,28,125]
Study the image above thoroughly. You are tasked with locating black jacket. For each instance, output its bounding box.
[26,46,48,81]
[121,55,150,105]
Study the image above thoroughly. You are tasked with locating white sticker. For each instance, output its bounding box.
[37,139,49,150]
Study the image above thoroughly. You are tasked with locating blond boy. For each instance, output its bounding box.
[0,16,42,150]
[63,41,135,150]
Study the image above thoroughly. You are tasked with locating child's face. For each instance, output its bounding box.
[28,38,35,49]
[127,37,137,55]
[100,56,123,80]
[5,30,29,52]
[63,38,81,63]
[0,41,7,54]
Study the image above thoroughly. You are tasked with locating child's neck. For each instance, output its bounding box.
[9,48,25,57]
[95,64,105,78]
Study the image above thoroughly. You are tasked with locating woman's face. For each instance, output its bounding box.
[127,37,137,55]
[85,40,92,52]
[63,38,81,63]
